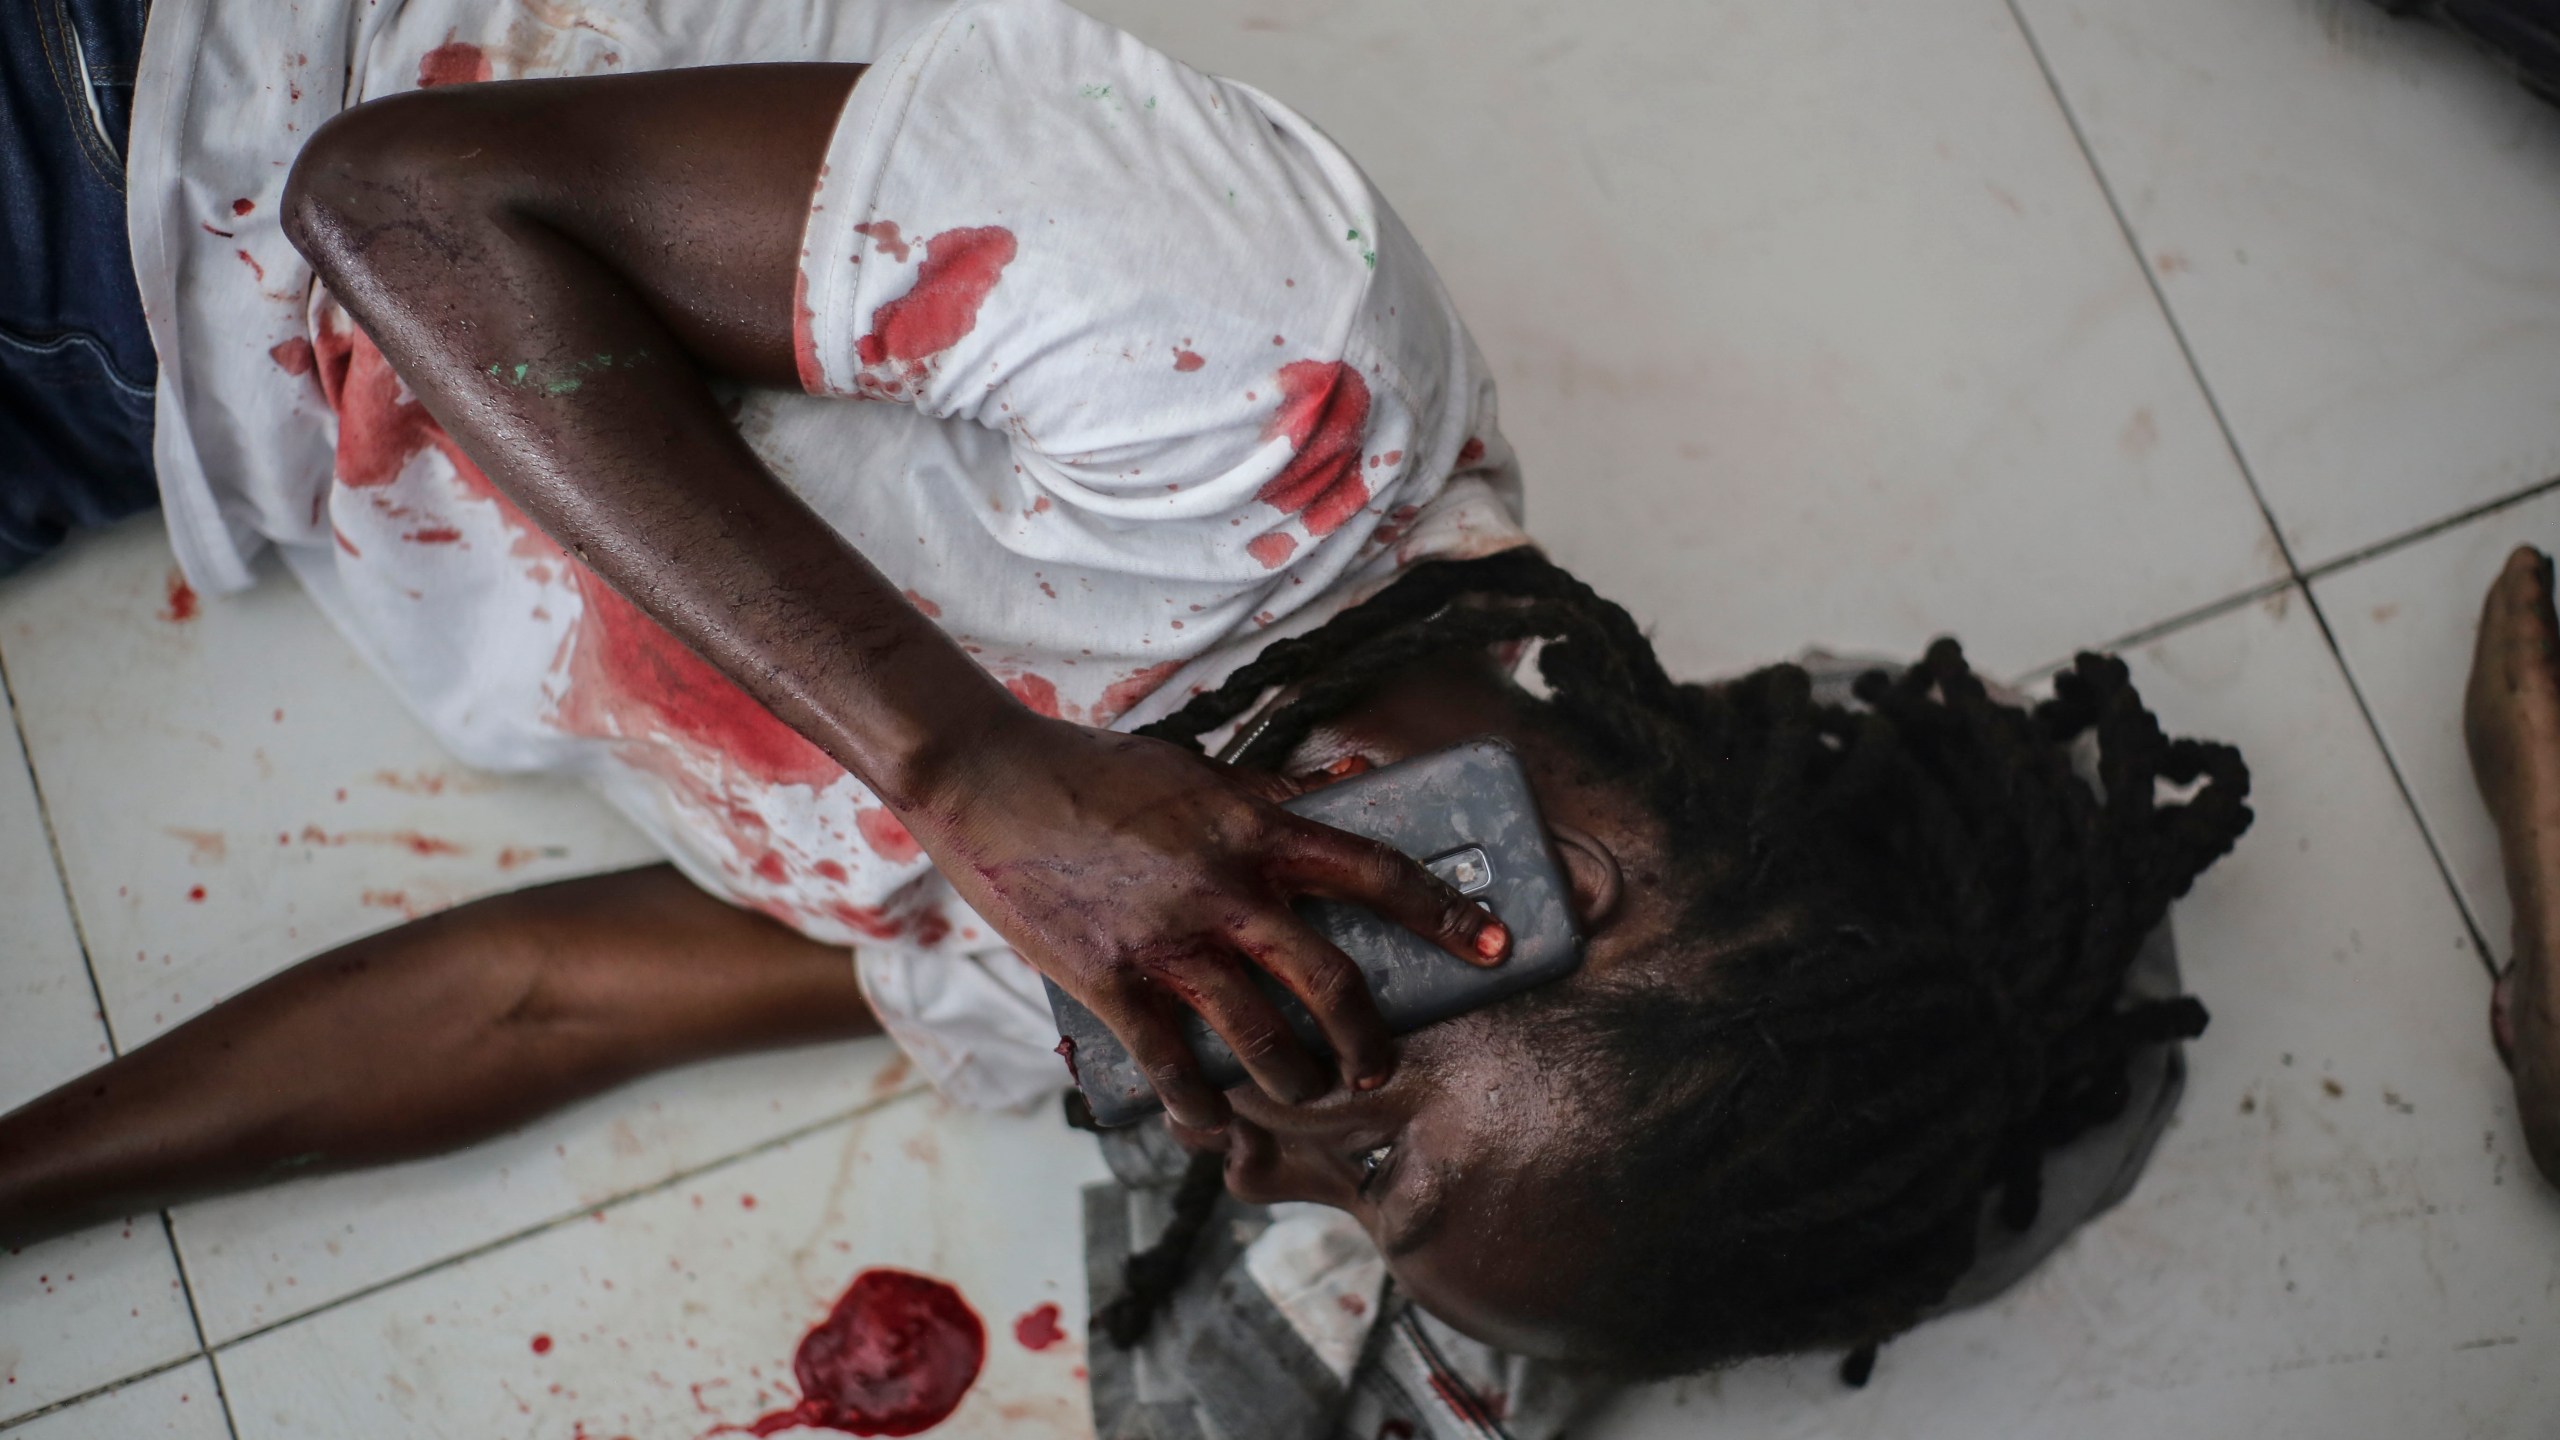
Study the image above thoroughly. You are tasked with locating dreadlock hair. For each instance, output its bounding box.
[1098,547,2253,1376]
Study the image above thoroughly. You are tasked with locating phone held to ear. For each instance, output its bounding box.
[1044,736,1586,1127]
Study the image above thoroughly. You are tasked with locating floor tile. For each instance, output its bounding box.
[0,515,659,1052]
[2015,0,2560,567]
[1583,592,2560,1438]
[0,666,202,1425]
[0,518,919,1345]
[1084,0,2283,681]
[168,1037,921,1348]
[2316,488,2560,967]
[215,1092,1104,1440]
[0,1360,232,1440]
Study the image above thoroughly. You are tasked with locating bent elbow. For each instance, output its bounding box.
[282,92,502,290]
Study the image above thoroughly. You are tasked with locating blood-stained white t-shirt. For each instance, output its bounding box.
[126,0,1529,1108]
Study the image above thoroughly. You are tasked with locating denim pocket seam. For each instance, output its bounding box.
[0,320,158,400]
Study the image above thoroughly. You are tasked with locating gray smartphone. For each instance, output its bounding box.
[1043,736,1584,1127]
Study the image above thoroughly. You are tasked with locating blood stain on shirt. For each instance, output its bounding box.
[186,885,207,903]
[813,859,849,883]
[404,527,463,545]
[235,249,265,282]
[853,221,913,263]
[855,808,922,865]
[1095,661,1183,727]
[232,198,255,216]
[161,569,201,623]
[553,573,845,792]
[725,1269,985,1438]
[1171,348,1206,372]
[825,901,905,941]
[1257,361,1371,536]
[1455,437,1487,467]
[855,228,1019,370]
[1011,1303,1064,1352]
[531,1334,554,1355]
[902,589,942,620]
[792,268,825,395]
[752,851,790,885]
[1003,673,1064,720]
[269,337,314,376]
[416,41,493,88]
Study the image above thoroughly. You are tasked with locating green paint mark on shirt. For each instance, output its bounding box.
[1081,83,1112,100]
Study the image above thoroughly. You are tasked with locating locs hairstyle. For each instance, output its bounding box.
[1095,549,2252,1381]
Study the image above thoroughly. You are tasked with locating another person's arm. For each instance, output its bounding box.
[282,66,1503,1126]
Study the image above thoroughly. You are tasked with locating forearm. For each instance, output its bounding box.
[281,69,1019,809]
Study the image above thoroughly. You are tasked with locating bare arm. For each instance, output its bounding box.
[0,866,875,1248]
[282,67,1507,1126]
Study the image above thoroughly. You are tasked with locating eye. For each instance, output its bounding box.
[1354,1143,1395,1195]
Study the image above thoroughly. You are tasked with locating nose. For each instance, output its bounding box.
[1217,1114,1333,1206]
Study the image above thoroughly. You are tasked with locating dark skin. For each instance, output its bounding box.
[0,65,1685,1357]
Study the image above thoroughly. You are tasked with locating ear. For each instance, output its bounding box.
[1545,821,1624,928]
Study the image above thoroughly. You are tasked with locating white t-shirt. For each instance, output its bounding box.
[127,0,1530,1108]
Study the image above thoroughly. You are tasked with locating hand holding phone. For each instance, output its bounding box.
[1048,737,1586,1126]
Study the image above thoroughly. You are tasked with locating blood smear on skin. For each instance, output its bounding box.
[718,1269,986,1438]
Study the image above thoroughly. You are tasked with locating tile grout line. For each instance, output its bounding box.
[2011,574,2297,683]
[2001,0,2501,979]
[2297,471,2560,585]
[0,645,124,1060]
[196,1082,927,1358]
[0,1353,205,1435]
[0,641,240,1430]
[158,1212,246,1440]
[2018,466,2560,678]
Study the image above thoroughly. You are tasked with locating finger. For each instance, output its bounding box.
[1224,753,1376,806]
[1142,950,1333,1106]
[1272,822,1512,968]
[1087,982,1231,1130]
[1228,910,1396,1090]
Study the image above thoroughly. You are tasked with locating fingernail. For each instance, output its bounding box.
[1325,755,1373,778]
[1355,1071,1387,1092]
[1475,921,1511,961]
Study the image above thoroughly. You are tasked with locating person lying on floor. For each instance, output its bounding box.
[0,0,2259,1391]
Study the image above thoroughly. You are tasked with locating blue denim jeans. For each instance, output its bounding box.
[1,0,159,577]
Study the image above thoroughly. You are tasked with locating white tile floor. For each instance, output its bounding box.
[5,0,2559,1435]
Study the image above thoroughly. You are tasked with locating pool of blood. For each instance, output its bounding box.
[727,1269,985,1437]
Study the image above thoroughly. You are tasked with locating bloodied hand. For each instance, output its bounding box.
[906,711,1509,1127]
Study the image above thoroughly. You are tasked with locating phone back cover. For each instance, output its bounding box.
[1045,736,1583,1126]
